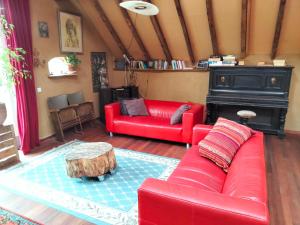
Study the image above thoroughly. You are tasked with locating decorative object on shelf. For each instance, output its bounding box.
[237,110,256,125]
[65,53,81,71]
[58,11,82,53]
[119,0,159,16]
[197,59,209,69]
[38,21,49,38]
[91,52,108,92]
[0,102,7,125]
[0,15,31,88]
[273,59,286,66]
[33,48,46,68]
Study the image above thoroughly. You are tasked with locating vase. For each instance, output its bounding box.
[0,103,7,125]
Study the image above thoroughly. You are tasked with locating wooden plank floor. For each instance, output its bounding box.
[0,123,299,225]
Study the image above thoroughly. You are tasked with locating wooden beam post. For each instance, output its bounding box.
[92,0,130,57]
[117,0,150,60]
[206,0,219,55]
[271,0,287,59]
[147,0,172,61]
[241,0,248,59]
[174,0,195,64]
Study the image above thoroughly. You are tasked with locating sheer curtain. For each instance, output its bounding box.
[0,5,19,138]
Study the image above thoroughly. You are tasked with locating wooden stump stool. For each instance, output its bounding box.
[65,142,117,181]
[237,110,256,125]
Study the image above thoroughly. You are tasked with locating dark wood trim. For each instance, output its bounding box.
[117,0,150,60]
[174,0,195,64]
[92,0,130,56]
[147,0,172,61]
[206,0,219,55]
[271,0,287,59]
[241,0,248,59]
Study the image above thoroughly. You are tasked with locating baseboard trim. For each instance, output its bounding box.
[285,129,300,136]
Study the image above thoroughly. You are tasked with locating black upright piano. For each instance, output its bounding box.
[206,66,293,137]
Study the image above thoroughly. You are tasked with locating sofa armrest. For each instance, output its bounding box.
[139,178,269,225]
[192,124,213,145]
[182,104,204,143]
[104,102,120,131]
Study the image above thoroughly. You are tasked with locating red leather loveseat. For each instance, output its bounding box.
[138,124,269,225]
[105,99,205,146]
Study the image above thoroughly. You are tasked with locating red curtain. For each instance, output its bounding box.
[2,0,40,154]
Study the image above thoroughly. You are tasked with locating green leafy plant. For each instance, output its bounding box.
[0,15,31,88]
[65,53,81,69]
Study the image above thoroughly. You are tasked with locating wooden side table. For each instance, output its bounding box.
[65,142,117,181]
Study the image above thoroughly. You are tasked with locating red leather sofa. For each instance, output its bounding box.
[138,124,269,225]
[105,99,205,146]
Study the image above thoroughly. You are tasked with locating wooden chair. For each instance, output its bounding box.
[67,92,95,125]
[47,94,82,141]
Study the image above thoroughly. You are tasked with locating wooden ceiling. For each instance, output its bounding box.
[57,0,300,62]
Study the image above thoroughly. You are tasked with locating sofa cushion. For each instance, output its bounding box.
[198,117,252,171]
[113,116,184,142]
[170,104,191,125]
[168,146,226,192]
[222,132,267,203]
[123,98,149,116]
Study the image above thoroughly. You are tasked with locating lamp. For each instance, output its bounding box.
[119,1,159,16]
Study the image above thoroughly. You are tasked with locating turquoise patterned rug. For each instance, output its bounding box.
[0,140,179,225]
[0,206,42,225]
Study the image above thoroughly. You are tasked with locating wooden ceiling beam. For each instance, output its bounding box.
[206,0,219,56]
[240,0,248,59]
[174,0,195,64]
[271,0,287,59]
[92,0,130,57]
[117,0,150,60]
[147,0,172,61]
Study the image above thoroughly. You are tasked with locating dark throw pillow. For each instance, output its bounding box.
[170,104,191,125]
[123,98,149,116]
[119,98,136,115]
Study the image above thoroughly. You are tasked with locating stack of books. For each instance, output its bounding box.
[171,60,187,70]
[208,56,222,66]
[130,60,147,69]
[273,59,286,66]
[222,55,236,66]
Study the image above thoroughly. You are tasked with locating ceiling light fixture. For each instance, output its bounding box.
[119,1,159,16]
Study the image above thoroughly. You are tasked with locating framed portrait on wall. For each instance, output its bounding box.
[91,52,109,92]
[58,11,83,53]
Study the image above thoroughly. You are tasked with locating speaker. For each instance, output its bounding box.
[99,88,112,123]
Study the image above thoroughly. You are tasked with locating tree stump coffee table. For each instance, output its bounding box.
[65,142,117,181]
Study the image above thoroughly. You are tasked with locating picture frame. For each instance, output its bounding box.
[58,11,83,53]
[38,21,49,38]
[91,52,109,92]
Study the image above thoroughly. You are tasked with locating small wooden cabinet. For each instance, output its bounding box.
[0,125,19,168]
[206,66,293,137]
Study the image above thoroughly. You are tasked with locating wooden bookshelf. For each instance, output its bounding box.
[114,68,209,73]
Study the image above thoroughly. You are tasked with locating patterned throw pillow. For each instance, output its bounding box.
[198,117,252,171]
[170,104,191,125]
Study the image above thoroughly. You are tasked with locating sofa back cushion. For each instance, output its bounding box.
[144,100,189,119]
[222,132,267,203]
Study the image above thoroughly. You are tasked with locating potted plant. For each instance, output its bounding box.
[0,15,30,125]
[65,53,81,71]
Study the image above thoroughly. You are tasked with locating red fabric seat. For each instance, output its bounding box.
[105,99,205,144]
[138,125,269,225]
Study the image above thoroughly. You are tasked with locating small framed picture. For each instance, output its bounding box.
[58,11,83,53]
[38,21,49,38]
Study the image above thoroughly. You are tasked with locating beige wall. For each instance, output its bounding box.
[30,0,115,139]
[124,55,299,132]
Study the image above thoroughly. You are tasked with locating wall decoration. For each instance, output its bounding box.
[38,21,49,38]
[91,52,109,92]
[58,11,83,53]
